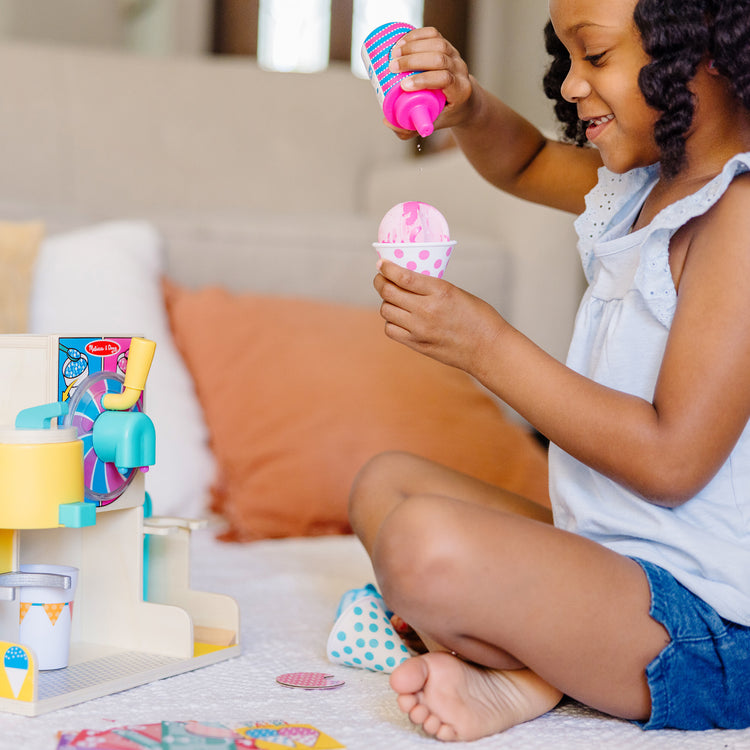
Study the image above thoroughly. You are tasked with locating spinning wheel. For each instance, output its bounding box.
[63,371,141,507]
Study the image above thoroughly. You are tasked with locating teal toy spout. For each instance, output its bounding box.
[92,411,156,474]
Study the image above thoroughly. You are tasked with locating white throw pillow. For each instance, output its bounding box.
[30,220,216,518]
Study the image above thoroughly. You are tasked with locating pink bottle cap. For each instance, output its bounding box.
[409,104,436,136]
[391,88,446,137]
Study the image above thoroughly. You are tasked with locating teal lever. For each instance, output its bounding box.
[92,411,156,473]
[15,401,69,430]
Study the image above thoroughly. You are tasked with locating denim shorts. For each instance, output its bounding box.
[633,557,750,730]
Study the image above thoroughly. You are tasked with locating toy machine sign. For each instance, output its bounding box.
[57,337,133,403]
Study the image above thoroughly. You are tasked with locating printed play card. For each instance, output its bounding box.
[235,722,345,749]
[56,721,344,749]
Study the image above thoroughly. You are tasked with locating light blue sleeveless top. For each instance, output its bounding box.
[549,153,750,625]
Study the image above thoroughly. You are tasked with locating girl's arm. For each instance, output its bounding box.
[388,27,603,214]
[374,178,750,506]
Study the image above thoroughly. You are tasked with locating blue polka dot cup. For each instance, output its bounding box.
[373,241,456,278]
[327,594,411,673]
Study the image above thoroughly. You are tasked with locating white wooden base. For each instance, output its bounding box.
[0,640,240,716]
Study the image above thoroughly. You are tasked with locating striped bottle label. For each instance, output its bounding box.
[361,22,415,106]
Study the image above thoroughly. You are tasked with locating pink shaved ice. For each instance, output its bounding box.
[377,202,450,244]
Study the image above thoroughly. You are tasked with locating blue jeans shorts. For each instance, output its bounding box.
[633,557,750,730]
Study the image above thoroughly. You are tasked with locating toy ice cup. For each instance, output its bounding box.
[373,240,456,278]
[17,564,78,670]
[327,586,411,674]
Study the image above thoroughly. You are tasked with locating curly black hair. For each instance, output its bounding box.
[542,0,750,178]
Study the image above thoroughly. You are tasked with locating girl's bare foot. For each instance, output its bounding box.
[390,652,562,741]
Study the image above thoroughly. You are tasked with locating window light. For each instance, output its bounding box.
[257,0,332,73]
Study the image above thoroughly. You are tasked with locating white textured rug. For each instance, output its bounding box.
[2,533,749,749]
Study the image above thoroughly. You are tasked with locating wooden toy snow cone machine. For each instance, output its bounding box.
[0,335,239,716]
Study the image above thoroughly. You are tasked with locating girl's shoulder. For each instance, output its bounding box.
[698,153,750,220]
[712,152,750,199]
[679,164,750,289]
[668,170,750,292]
[660,152,750,232]
[693,169,750,240]
[716,167,750,201]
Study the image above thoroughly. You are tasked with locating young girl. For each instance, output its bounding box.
[348,0,750,741]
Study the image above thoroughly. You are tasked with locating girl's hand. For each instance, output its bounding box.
[386,26,476,138]
[374,260,505,375]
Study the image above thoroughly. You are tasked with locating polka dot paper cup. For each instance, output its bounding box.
[374,241,457,278]
[327,594,411,673]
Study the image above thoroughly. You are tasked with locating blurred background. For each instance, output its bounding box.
[0,0,556,133]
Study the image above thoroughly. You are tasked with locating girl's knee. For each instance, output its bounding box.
[373,495,469,615]
[348,450,420,539]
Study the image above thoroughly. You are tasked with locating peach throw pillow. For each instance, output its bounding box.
[0,220,44,333]
[164,282,550,540]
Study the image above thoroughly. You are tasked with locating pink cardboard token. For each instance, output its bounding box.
[275,672,345,690]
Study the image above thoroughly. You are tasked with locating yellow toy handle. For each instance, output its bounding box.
[101,337,156,411]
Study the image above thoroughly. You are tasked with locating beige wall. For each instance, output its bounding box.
[470,0,556,133]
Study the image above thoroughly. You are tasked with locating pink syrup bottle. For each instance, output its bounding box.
[361,22,446,137]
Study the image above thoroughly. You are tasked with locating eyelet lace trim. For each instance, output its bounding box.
[574,154,750,327]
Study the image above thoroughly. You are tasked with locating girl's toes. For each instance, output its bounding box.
[397,692,418,713]
[436,723,459,741]
[408,702,431,726]
[422,713,444,737]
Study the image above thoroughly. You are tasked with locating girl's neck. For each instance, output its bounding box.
[638,68,750,228]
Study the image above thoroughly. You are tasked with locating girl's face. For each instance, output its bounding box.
[549,0,661,173]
